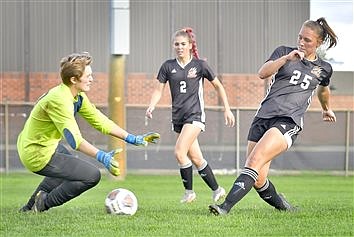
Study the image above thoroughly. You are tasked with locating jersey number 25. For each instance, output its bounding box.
[289,70,313,90]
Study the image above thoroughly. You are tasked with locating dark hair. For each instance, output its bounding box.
[303,17,338,49]
[60,52,92,85]
[173,27,200,59]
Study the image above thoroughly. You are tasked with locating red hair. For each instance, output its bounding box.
[184,28,200,59]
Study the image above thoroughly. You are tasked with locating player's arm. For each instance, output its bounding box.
[108,123,160,146]
[317,85,336,122]
[210,77,235,127]
[76,139,99,157]
[78,93,159,145]
[50,104,120,176]
[258,50,304,79]
[146,81,166,119]
[77,139,120,176]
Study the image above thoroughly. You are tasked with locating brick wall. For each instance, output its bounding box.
[1,72,26,101]
[1,72,353,110]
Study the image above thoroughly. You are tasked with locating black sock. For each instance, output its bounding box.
[24,177,62,209]
[256,179,286,210]
[198,162,218,191]
[179,163,193,190]
[221,167,258,212]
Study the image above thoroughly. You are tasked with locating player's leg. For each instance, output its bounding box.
[174,123,200,203]
[187,138,225,202]
[210,127,288,215]
[255,171,295,211]
[32,152,101,212]
[254,120,300,211]
[19,177,63,212]
[19,144,72,212]
[254,161,290,210]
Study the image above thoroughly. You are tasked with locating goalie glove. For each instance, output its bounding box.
[96,148,122,176]
[125,132,160,146]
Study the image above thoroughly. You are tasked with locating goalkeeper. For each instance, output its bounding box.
[17,52,160,213]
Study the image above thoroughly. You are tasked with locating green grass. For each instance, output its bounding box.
[1,173,353,237]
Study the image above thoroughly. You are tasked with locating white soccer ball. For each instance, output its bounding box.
[105,188,138,215]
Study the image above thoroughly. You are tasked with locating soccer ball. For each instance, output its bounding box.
[105,188,138,215]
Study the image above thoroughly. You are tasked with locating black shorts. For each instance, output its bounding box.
[247,117,301,148]
[172,121,205,133]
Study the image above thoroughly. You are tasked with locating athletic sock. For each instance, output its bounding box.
[221,167,258,212]
[179,162,193,190]
[198,161,218,191]
[23,186,44,209]
[256,179,286,210]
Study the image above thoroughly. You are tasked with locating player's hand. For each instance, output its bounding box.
[286,50,304,61]
[146,106,155,119]
[322,110,336,122]
[224,110,235,127]
[141,132,160,144]
[125,132,160,146]
[96,148,122,176]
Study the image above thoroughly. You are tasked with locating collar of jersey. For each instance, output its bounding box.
[304,54,318,62]
[176,56,193,69]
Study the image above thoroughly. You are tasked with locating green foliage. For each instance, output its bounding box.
[1,173,353,237]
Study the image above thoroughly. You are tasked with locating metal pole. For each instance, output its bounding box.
[5,101,9,174]
[24,1,30,102]
[110,0,129,179]
[109,55,127,180]
[236,108,240,176]
[345,111,350,177]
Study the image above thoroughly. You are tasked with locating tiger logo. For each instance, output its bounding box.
[311,66,322,78]
[187,67,197,79]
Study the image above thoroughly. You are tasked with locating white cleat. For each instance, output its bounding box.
[212,187,226,202]
[180,190,196,203]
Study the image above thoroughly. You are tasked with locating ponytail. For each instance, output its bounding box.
[184,28,200,59]
[316,17,337,49]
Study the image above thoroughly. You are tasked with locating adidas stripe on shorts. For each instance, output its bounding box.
[247,116,301,149]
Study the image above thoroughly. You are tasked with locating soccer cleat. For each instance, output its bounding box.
[277,193,297,212]
[18,205,32,212]
[32,190,48,212]
[212,186,226,202]
[180,190,196,203]
[209,204,228,216]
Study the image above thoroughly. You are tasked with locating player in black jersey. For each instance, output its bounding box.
[146,28,235,203]
[209,17,337,215]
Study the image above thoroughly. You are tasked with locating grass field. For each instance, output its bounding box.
[1,172,353,237]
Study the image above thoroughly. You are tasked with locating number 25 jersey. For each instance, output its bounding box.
[255,46,333,128]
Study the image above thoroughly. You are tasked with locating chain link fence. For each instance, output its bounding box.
[1,102,353,175]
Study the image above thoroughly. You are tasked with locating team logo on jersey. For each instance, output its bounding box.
[311,66,322,78]
[187,67,197,78]
[171,69,177,73]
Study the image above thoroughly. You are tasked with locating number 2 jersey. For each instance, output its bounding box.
[157,58,215,125]
[255,46,333,128]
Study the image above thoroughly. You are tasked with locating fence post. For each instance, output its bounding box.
[5,100,9,174]
[236,108,240,176]
[345,111,350,177]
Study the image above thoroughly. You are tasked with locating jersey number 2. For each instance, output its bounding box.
[180,81,187,93]
[289,70,312,90]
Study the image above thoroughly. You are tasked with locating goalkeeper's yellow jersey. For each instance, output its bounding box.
[17,83,115,172]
